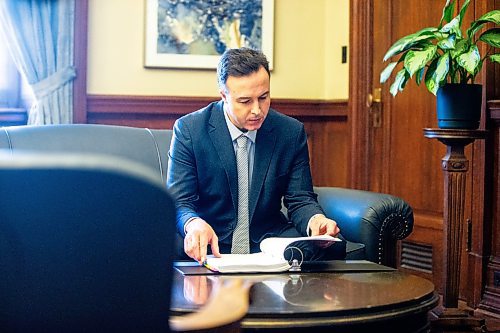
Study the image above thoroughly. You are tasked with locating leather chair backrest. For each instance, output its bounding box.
[0,152,176,332]
[0,124,172,182]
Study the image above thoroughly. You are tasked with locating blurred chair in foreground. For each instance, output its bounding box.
[0,152,248,332]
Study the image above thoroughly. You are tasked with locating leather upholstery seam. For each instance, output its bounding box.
[145,128,164,182]
[378,213,409,264]
[2,128,13,154]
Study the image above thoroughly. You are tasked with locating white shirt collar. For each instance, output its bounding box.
[223,107,257,144]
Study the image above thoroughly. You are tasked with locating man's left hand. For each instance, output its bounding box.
[309,215,340,237]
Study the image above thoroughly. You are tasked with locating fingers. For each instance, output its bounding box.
[309,222,321,236]
[310,216,340,236]
[210,234,221,257]
[333,224,340,236]
[184,233,208,264]
[198,237,208,264]
[184,219,219,264]
[325,221,340,236]
[184,234,202,263]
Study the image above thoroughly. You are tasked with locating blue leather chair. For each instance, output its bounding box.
[0,124,414,267]
[0,153,177,332]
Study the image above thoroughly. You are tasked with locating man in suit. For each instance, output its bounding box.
[167,47,345,263]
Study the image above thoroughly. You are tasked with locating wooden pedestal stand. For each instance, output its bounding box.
[423,129,487,332]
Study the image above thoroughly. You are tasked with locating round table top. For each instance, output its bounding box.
[170,268,438,329]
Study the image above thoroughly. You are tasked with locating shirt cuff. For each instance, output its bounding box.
[183,217,198,235]
[306,213,326,236]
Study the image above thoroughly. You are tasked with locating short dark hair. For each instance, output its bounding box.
[217,47,270,91]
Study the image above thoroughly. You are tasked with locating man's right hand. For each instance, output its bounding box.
[184,218,221,264]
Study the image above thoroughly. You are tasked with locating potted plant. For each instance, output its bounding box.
[380,0,499,129]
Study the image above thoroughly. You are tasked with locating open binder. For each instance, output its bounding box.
[203,235,340,273]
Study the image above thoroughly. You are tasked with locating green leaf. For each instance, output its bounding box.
[439,0,455,28]
[425,78,439,96]
[380,62,398,83]
[472,61,484,83]
[476,10,500,25]
[489,54,500,63]
[383,28,438,61]
[404,45,437,77]
[458,0,471,27]
[457,45,480,74]
[468,10,500,39]
[479,28,500,48]
[425,54,450,95]
[389,69,409,96]
[434,53,450,84]
[441,16,462,37]
[450,39,468,59]
[425,58,439,94]
[416,67,426,86]
[438,34,456,50]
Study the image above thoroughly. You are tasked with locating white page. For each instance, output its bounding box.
[259,234,341,259]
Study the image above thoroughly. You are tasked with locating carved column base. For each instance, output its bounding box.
[430,306,486,332]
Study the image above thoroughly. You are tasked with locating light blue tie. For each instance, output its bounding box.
[231,135,250,254]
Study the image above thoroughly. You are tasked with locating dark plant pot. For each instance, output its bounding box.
[436,84,482,129]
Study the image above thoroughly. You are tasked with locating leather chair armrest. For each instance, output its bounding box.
[314,187,414,267]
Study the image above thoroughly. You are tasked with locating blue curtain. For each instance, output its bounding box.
[0,0,75,124]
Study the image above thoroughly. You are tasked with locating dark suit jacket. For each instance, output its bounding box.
[167,100,324,247]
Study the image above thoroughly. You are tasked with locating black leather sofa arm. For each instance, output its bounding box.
[314,187,414,267]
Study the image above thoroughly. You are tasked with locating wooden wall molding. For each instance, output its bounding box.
[86,94,348,128]
[271,99,348,118]
[87,95,213,117]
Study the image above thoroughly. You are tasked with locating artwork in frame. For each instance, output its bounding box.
[144,0,274,69]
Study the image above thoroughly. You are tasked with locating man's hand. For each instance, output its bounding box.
[184,218,221,264]
[309,215,340,237]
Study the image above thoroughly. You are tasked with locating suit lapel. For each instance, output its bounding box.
[208,102,238,212]
[249,114,276,223]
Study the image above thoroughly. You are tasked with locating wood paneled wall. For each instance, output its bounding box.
[349,2,499,316]
[350,0,448,294]
[477,100,500,316]
[86,95,350,188]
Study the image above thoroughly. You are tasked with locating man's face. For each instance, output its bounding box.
[220,66,270,131]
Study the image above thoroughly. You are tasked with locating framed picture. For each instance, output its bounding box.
[144,0,274,69]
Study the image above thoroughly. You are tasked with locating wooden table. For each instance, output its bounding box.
[170,263,439,332]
